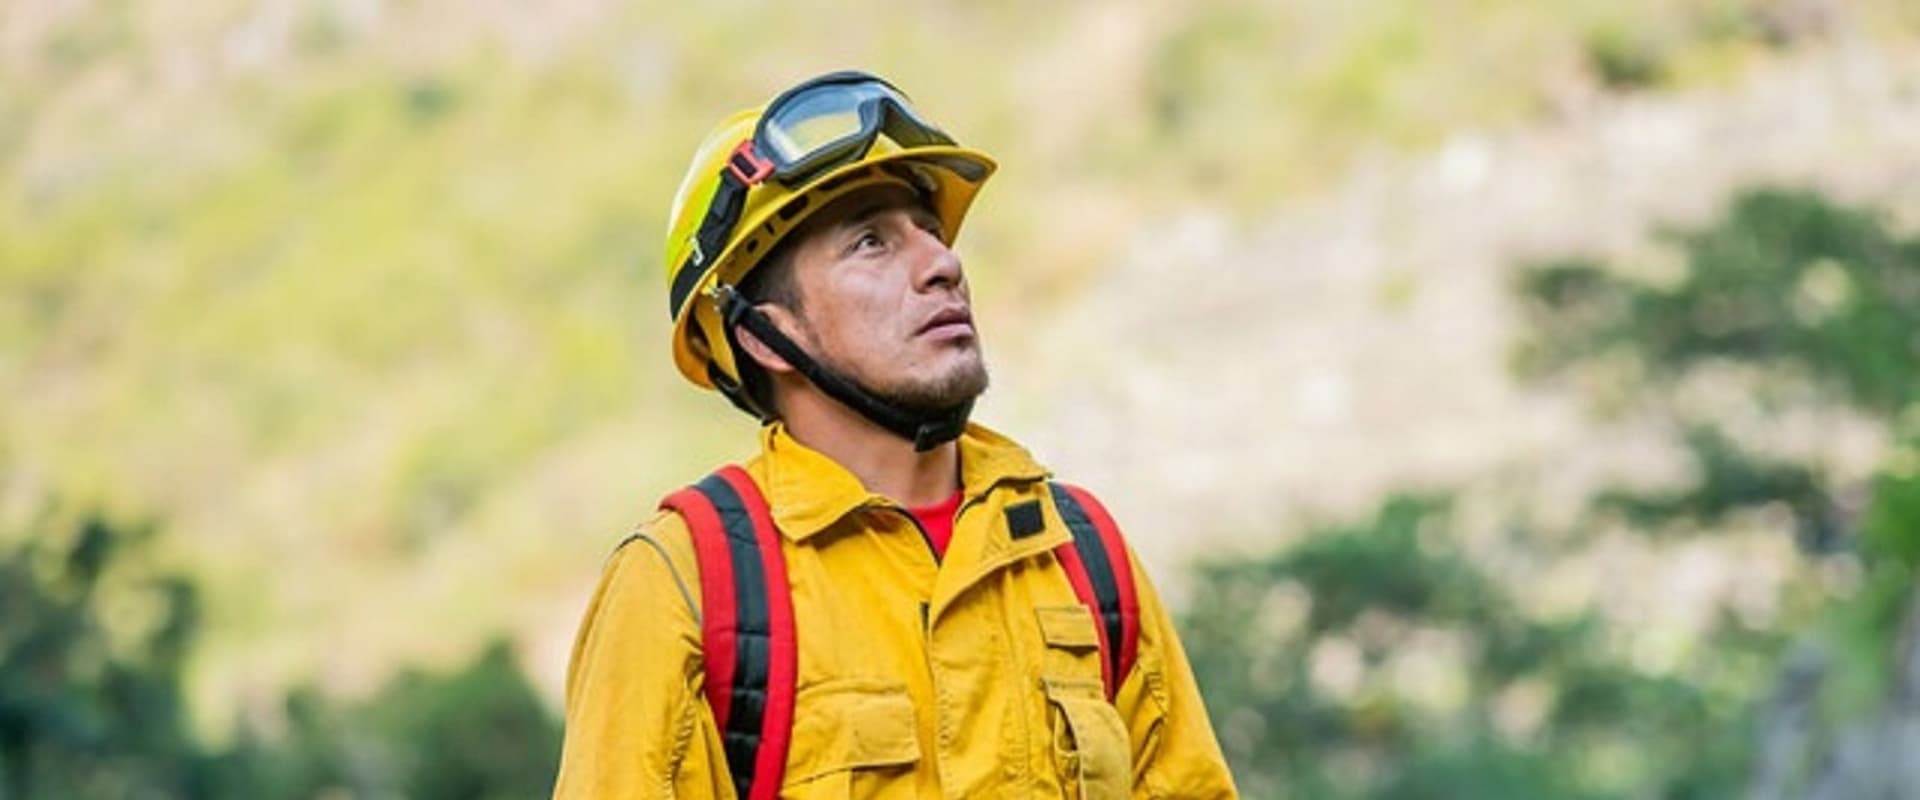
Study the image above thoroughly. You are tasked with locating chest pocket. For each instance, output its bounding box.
[1036,607,1130,799]
[783,679,920,798]
[1042,677,1130,799]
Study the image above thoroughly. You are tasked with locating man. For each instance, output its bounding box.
[552,71,1237,799]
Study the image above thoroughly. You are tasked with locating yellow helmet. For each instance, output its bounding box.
[662,72,996,416]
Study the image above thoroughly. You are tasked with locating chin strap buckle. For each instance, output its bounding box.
[711,283,752,326]
[911,400,974,452]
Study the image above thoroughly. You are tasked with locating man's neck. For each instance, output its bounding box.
[779,390,961,508]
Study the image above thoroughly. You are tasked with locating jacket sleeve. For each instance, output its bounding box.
[1117,546,1241,798]
[551,512,734,799]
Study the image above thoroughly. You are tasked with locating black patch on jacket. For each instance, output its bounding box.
[1006,500,1045,539]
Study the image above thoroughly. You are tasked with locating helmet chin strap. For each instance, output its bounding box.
[716,285,973,452]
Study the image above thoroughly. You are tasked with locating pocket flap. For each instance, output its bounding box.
[1036,605,1101,650]
[786,680,921,784]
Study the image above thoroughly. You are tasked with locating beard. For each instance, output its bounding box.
[780,306,991,416]
[801,330,990,414]
[872,355,990,413]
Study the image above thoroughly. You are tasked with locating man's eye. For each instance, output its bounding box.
[849,231,885,254]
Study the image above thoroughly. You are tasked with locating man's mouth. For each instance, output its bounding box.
[917,306,975,339]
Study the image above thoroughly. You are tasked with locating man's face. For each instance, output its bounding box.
[773,182,988,412]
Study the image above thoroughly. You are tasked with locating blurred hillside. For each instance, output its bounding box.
[4,0,1920,790]
[1021,41,1920,591]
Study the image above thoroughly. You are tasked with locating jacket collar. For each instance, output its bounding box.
[754,420,1050,542]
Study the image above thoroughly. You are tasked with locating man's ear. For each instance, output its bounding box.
[733,305,801,374]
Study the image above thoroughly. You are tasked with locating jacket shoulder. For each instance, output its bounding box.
[612,505,695,556]
[605,506,702,621]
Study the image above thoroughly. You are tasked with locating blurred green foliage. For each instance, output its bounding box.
[0,509,559,798]
[0,513,216,797]
[1517,188,1920,729]
[1517,187,1920,415]
[1186,186,1920,797]
[1184,498,1763,798]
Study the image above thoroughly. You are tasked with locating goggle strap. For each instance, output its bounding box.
[667,167,753,317]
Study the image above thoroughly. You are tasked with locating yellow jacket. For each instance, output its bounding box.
[552,423,1237,798]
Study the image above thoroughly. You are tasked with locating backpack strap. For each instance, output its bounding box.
[660,465,796,800]
[1048,482,1142,702]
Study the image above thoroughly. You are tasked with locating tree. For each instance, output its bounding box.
[0,506,563,798]
[0,510,228,798]
[1516,186,1920,796]
[1184,186,1920,797]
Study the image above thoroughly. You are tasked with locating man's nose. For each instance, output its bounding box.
[912,226,964,291]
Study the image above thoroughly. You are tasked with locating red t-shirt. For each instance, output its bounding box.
[909,490,964,559]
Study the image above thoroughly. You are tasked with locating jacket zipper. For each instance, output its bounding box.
[875,504,942,565]
[872,477,1039,631]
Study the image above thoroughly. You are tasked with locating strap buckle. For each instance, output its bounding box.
[726,140,776,186]
[710,283,751,325]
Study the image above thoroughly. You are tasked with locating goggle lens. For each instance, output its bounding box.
[761,82,891,162]
[757,76,952,182]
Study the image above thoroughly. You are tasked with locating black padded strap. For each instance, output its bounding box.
[693,473,772,795]
[1050,483,1125,684]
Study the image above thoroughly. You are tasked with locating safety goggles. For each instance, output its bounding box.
[728,70,956,188]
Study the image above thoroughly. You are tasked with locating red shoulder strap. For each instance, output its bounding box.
[660,465,796,800]
[1048,482,1142,702]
